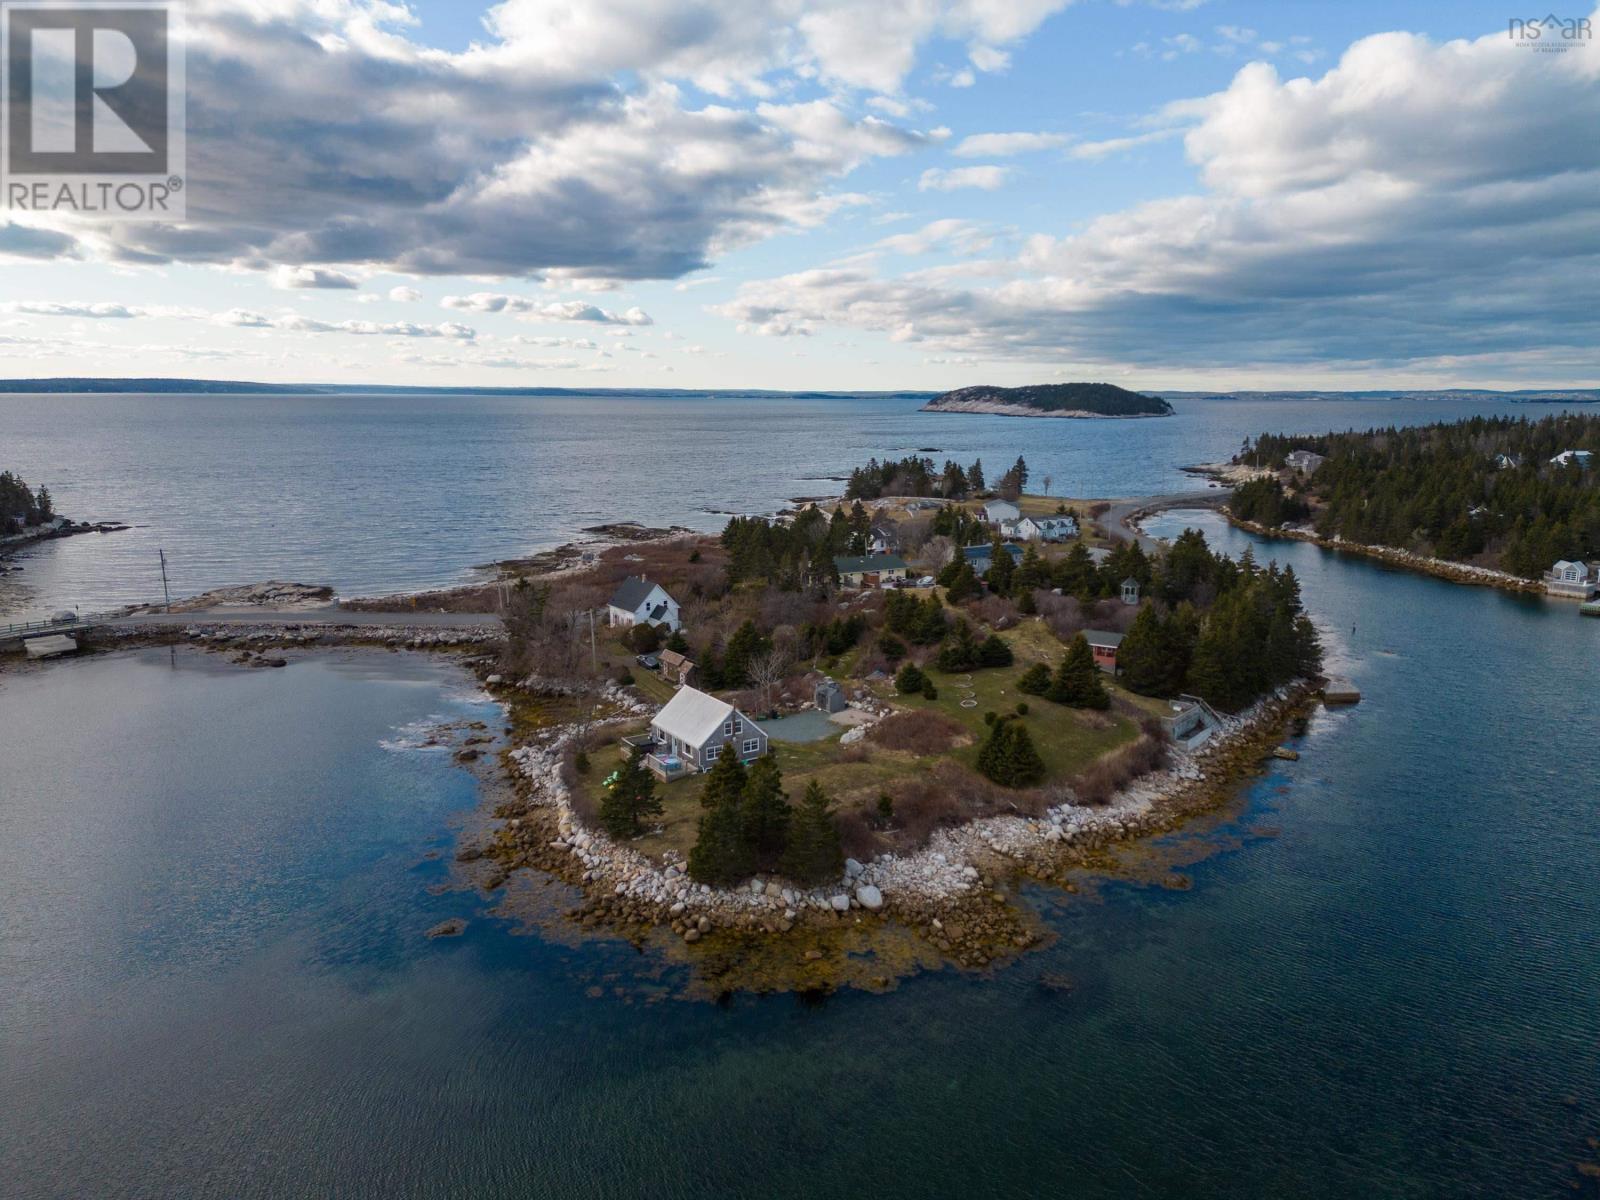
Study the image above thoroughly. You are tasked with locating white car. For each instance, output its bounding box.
[49,610,77,624]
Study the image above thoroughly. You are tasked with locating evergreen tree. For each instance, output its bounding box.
[985,535,1016,594]
[976,717,1046,788]
[739,754,792,867]
[895,662,928,694]
[599,748,662,840]
[1048,634,1111,709]
[944,559,983,602]
[977,634,1013,667]
[781,781,845,885]
[688,788,757,885]
[935,619,981,672]
[966,459,985,493]
[722,619,770,686]
[697,747,748,810]
[1017,662,1051,694]
[1116,604,1179,696]
[664,628,690,655]
[1013,543,1048,593]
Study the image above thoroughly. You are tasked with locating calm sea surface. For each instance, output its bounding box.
[0,390,1575,619]
[2,395,1598,1197]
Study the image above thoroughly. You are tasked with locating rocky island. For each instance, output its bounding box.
[921,382,1174,419]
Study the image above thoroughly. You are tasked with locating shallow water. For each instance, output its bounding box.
[3,518,1599,1197]
[0,390,1573,619]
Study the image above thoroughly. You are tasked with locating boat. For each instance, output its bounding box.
[1581,599,1600,618]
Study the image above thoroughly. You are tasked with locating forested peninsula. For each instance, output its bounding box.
[1228,413,1600,578]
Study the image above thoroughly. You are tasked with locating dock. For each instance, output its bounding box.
[1322,678,1361,705]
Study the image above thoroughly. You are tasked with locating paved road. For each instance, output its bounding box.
[108,607,502,630]
[1103,489,1231,553]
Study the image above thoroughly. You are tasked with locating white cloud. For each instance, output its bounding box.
[215,309,475,339]
[4,301,139,318]
[951,130,1070,157]
[918,165,1009,191]
[717,20,1600,377]
[442,293,655,324]
[388,286,423,302]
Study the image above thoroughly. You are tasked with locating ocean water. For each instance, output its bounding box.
[2,516,1598,1198]
[0,390,1574,620]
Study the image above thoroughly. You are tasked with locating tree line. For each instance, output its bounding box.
[1234,413,1600,577]
[0,471,54,535]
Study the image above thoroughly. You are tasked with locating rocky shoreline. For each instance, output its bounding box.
[460,674,1321,992]
[1223,514,1545,596]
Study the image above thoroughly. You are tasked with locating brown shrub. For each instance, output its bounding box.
[834,808,885,861]
[868,709,966,755]
[970,594,1018,629]
[1069,734,1171,806]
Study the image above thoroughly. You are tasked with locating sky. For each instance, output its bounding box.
[1,0,1597,391]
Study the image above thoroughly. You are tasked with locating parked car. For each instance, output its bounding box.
[916,575,936,587]
[49,610,77,624]
[635,654,660,669]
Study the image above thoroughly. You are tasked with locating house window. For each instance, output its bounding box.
[731,717,743,734]
[742,738,760,755]
[704,745,719,762]
[723,719,733,736]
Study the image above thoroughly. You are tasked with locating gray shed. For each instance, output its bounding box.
[814,679,847,713]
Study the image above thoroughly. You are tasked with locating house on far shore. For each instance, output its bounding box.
[982,499,1021,525]
[1013,515,1078,542]
[834,553,908,588]
[1083,629,1124,673]
[868,525,898,554]
[624,685,768,781]
[1545,560,1600,600]
[1551,449,1595,471]
[606,576,681,631]
[1285,449,1326,475]
[963,542,1024,577]
[658,648,696,687]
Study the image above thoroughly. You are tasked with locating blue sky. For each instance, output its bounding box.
[1,0,1595,390]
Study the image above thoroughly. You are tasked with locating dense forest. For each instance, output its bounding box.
[0,471,54,535]
[922,382,1173,417]
[1233,414,1600,577]
[842,453,1033,501]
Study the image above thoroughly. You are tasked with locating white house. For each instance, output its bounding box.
[982,500,1020,525]
[644,686,768,777]
[1551,449,1595,471]
[1285,449,1326,475]
[606,576,681,631]
[1013,515,1079,542]
[1545,560,1600,599]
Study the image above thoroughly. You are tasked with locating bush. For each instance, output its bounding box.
[573,750,591,774]
[983,710,997,726]
[1015,702,1029,716]
[627,622,663,653]
[975,717,1046,788]
[1070,734,1171,806]
[921,681,938,700]
[894,663,927,694]
[1017,662,1051,695]
[978,634,1013,667]
[868,709,966,754]
[878,633,907,661]
[613,667,635,686]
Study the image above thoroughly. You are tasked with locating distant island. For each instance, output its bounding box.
[922,383,1174,419]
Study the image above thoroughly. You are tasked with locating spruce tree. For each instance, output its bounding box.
[599,748,662,840]
[698,747,748,810]
[780,780,844,885]
[895,663,927,694]
[688,790,757,885]
[945,559,982,603]
[1017,662,1051,694]
[985,536,1016,594]
[978,634,1013,668]
[739,754,792,866]
[1049,634,1110,709]
[1002,721,1046,787]
[1117,604,1172,697]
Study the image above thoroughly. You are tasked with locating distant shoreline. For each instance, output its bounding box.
[921,399,1172,419]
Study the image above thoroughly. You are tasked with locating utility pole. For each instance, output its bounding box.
[158,549,171,613]
[589,609,597,674]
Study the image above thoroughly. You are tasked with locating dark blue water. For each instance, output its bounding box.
[3,518,1598,1197]
[0,390,1576,619]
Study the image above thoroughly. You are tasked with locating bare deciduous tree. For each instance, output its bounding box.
[746,644,793,713]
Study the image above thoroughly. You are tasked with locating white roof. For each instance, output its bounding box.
[652,685,736,745]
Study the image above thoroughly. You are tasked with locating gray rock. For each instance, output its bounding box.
[829,893,851,912]
[855,885,883,911]
[844,858,865,878]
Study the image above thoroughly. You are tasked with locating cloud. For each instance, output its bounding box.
[4,301,139,318]
[918,165,1010,191]
[272,265,360,290]
[951,131,1070,157]
[388,286,423,303]
[442,293,654,324]
[1064,128,1179,160]
[27,1,949,286]
[215,309,475,339]
[716,19,1600,378]
[0,223,80,260]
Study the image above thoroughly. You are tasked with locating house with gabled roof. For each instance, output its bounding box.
[606,576,681,631]
[982,500,1021,525]
[962,542,1023,576]
[627,686,767,780]
[1013,515,1078,542]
